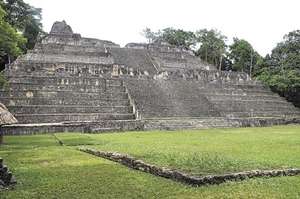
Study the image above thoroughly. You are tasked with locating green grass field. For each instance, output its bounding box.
[1,125,300,198]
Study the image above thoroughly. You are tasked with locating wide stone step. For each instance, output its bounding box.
[224,111,300,118]
[206,94,282,101]
[1,97,130,106]
[216,106,297,113]
[5,83,126,92]
[205,82,270,88]
[0,90,128,100]
[16,52,114,64]
[212,99,291,106]
[144,116,300,130]
[29,50,109,57]
[144,118,237,130]
[195,88,276,96]
[141,109,220,118]
[15,113,135,123]
[215,104,298,112]
[8,105,133,114]
[206,83,270,91]
[8,76,123,86]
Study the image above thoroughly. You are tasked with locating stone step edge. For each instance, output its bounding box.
[211,99,291,103]
[206,93,280,97]
[7,105,132,108]
[144,117,300,123]
[0,90,127,95]
[2,120,141,127]
[14,113,135,117]
[144,117,227,121]
[6,75,123,81]
[0,97,129,101]
[79,148,300,186]
[143,116,299,121]
[5,83,124,88]
[0,90,277,97]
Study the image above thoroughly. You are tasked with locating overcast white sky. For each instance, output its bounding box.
[25,0,300,56]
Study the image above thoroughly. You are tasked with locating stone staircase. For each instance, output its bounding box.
[144,117,239,130]
[205,83,300,118]
[0,76,141,133]
[144,116,300,131]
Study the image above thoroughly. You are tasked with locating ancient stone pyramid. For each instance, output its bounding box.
[1,21,299,134]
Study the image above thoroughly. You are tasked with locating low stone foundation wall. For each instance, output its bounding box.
[79,148,300,186]
[0,158,16,189]
[0,120,144,136]
[230,117,300,127]
[0,117,299,136]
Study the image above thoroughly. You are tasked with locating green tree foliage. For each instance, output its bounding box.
[195,29,227,69]
[0,6,26,66]
[228,38,262,76]
[1,0,43,49]
[142,27,227,69]
[159,28,196,50]
[142,27,196,50]
[256,30,300,107]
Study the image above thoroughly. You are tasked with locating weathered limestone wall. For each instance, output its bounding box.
[19,53,114,65]
[42,35,119,48]
[34,43,109,54]
[7,62,112,77]
[153,69,253,83]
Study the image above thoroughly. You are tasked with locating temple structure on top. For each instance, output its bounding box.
[0,21,299,134]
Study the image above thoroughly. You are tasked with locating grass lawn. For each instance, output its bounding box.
[57,125,300,176]
[0,125,299,198]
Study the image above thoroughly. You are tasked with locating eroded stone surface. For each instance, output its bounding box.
[50,20,74,35]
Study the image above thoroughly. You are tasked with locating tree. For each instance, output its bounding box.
[142,27,196,50]
[255,30,300,107]
[0,6,26,67]
[195,29,227,70]
[159,28,196,50]
[1,0,43,49]
[0,0,42,70]
[228,38,262,76]
[142,27,158,43]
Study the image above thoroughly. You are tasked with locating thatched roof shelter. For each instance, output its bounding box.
[0,103,17,125]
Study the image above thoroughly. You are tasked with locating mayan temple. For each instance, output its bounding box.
[1,21,299,134]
